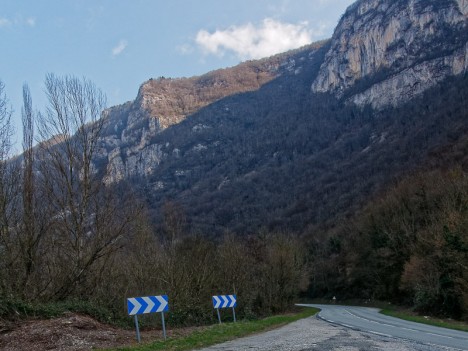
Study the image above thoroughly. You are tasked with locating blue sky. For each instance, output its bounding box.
[1,0,355,148]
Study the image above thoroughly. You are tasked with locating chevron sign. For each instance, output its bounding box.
[212,295,237,309]
[127,295,169,315]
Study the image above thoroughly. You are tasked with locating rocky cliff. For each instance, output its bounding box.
[312,0,468,108]
[43,0,468,236]
[95,0,468,197]
[97,43,326,184]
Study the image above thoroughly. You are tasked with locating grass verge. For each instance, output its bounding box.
[380,309,468,333]
[110,307,319,351]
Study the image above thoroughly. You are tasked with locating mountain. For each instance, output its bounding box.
[94,0,467,235]
[313,0,468,108]
[96,43,325,185]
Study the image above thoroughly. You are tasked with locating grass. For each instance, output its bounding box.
[381,309,468,333]
[109,307,319,351]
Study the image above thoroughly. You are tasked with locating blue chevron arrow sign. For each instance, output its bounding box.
[212,294,237,309]
[127,295,169,315]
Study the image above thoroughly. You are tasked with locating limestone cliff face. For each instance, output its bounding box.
[136,65,278,130]
[458,0,468,15]
[312,0,468,108]
[96,0,468,186]
[98,43,324,185]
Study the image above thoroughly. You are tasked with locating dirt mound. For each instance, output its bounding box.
[0,313,207,350]
[0,313,162,350]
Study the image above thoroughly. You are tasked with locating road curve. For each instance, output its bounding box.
[298,304,468,350]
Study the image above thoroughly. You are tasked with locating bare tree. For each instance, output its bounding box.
[162,200,187,246]
[18,84,37,293]
[35,74,135,300]
[0,80,13,162]
[12,84,54,298]
[0,80,18,296]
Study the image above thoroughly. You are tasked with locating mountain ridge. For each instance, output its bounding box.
[98,41,327,185]
[62,0,468,234]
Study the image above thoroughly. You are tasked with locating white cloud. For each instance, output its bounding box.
[0,16,37,28]
[195,18,317,60]
[26,18,36,27]
[112,40,128,57]
[0,17,11,27]
[176,43,194,55]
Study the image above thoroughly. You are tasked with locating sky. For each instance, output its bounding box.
[0,0,355,149]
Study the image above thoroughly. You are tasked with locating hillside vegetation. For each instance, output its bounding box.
[1,0,467,327]
[310,168,468,319]
[1,71,467,327]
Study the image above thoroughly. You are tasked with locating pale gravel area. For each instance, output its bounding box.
[196,315,458,351]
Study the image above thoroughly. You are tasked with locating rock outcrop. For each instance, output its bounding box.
[98,43,325,184]
[457,0,468,15]
[26,0,468,236]
[312,0,468,108]
[96,0,468,186]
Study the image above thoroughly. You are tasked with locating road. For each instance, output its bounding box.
[196,304,468,351]
[299,304,468,350]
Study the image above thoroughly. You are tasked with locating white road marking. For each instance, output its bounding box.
[343,308,462,340]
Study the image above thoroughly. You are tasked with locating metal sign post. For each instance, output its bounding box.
[161,312,167,340]
[134,315,141,343]
[212,294,237,323]
[127,295,169,342]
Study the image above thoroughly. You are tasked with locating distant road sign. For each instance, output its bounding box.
[212,295,237,309]
[127,295,169,315]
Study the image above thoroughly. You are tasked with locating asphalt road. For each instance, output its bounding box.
[299,304,468,350]
[197,311,453,351]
